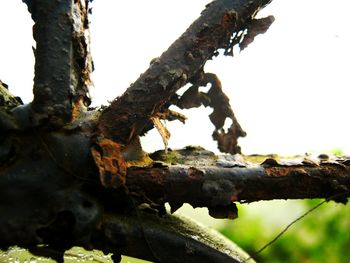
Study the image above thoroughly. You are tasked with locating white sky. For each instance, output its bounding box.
[1,0,350,156]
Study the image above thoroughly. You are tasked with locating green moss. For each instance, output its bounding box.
[0,246,112,262]
[0,81,22,108]
[150,146,216,165]
[150,149,184,164]
[330,148,344,156]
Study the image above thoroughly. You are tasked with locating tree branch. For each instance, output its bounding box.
[97,0,272,145]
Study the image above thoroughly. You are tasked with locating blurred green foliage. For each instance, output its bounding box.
[219,199,350,263]
[0,247,152,262]
[1,200,349,263]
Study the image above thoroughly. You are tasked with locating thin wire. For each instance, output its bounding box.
[242,192,350,262]
[125,187,162,263]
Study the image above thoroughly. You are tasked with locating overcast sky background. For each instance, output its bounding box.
[1,0,350,156]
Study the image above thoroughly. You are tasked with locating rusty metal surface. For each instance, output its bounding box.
[0,132,258,262]
[5,1,348,262]
[0,132,100,262]
[97,0,273,146]
[174,72,246,154]
[126,149,350,217]
[25,0,92,127]
[95,212,255,263]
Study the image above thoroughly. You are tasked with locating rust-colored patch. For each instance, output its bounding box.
[265,167,289,177]
[91,138,127,188]
[265,166,308,177]
[188,167,204,180]
[221,11,237,31]
[71,100,83,122]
